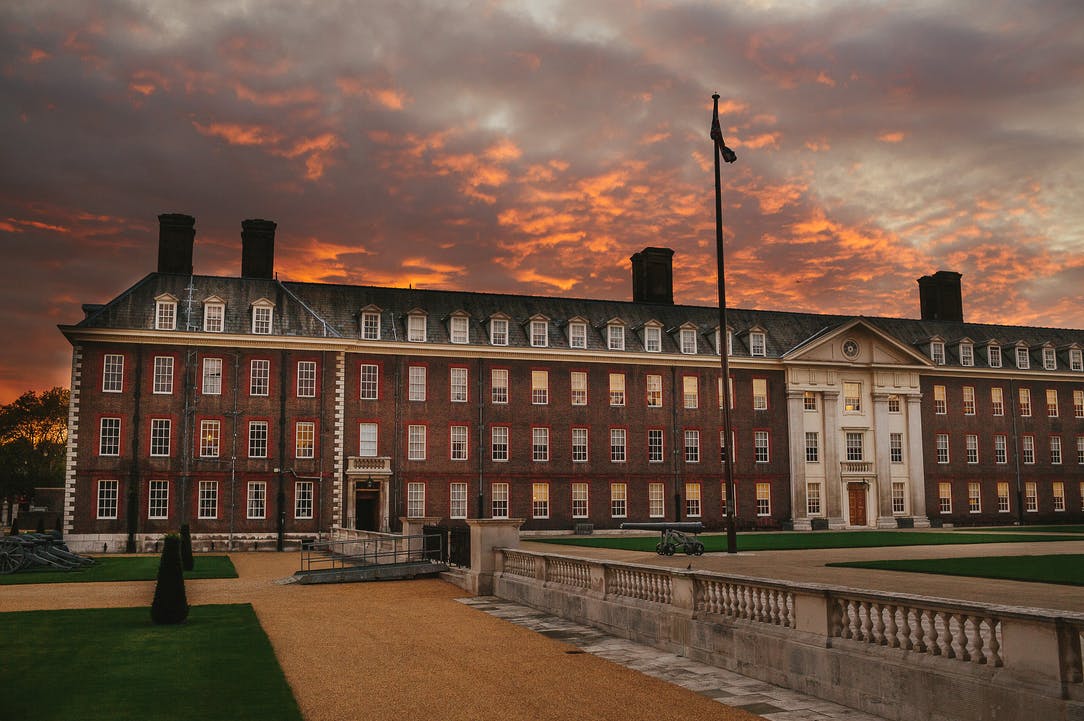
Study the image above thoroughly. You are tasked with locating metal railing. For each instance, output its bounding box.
[300,533,443,572]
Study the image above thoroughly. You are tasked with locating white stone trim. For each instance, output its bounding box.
[62,345,82,534]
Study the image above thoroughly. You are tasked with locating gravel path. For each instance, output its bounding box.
[2,553,762,721]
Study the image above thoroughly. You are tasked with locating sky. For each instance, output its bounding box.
[2,0,1083,403]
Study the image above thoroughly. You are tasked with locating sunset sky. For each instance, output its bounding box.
[2,1,1082,403]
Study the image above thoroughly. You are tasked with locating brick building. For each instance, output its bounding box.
[58,215,1084,550]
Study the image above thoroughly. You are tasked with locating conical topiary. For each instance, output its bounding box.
[179,523,194,571]
[150,533,189,625]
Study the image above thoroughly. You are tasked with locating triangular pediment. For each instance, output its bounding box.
[782,318,932,366]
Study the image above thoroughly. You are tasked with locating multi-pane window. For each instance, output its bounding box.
[408,425,426,460]
[959,343,974,367]
[1050,436,1062,464]
[1022,435,1035,464]
[571,372,588,405]
[103,353,124,392]
[968,482,981,513]
[607,324,625,351]
[408,365,427,401]
[449,482,468,518]
[1019,388,1031,416]
[754,430,769,463]
[648,483,665,518]
[890,433,904,464]
[685,483,702,518]
[295,481,314,519]
[407,482,425,517]
[888,394,901,413]
[490,318,508,346]
[250,359,270,396]
[297,361,317,397]
[450,367,468,403]
[962,386,975,415]
[359,423,378,457]
[988,343,1002,368]
[997,482,1010,513]
[720,482,728,516]
[252,305,273,335]
[150,419,171,457]
[755,482,771,516]
[938,482,952,513]
[721,430,733,464]
[846,432,864,462]
[843,382,861,412]
[682,376,698,409]
[807,482,822,515]
[803,391,817,411]
[609,373,626,406]
[1071,349,1084,372]
[247,481,266,519]
[198,481,218,519]
[987,387,1003,416]
[249,421,268,458]
[572,483,589,518]
[892,482,906,514]
[200,420,220,458]
[569,322,587,349]
[930,341,945,365]
[1025,481,1037,512]
[752,378,767,410]
[750,331,766,357]
[1047,389,1059,417]
[491,426,509,462]
[202,358,222,395]
[97,480,118,519]
[99,418,121,456]
[491,369,508,404]
[994,434,1008,464]
[450,316,469,344]
[571,428,588,462]
[531,370,549,405]
[153,357,174,394]
[156,299,177,331]
[360,364,379,400]
[646,374,662,407]
[295,422,315,459]
[450,425,468,461]
[203,302,224,332]
[361,311,381,340]
[1075,390,1084,418]
[148,480,169,519]
[408,314,427,342]
[933,385,946,414]
[684,430,700,463]
[935,433,949,464]
[610,483,627,518]
[532,427,549,462]
[966,434,978,464]
[530,320,548,347]
[804,432,819,463]
[532,483,549,518]
[1043,347,1057,370]
[680,328,697,354]
[610,428,627,463]
[1053,481,1066,511]
[648,429,664,463]
[644,326,662,352]
[1016,346,1030,369]
[492,483,509,519]
[1078,436,1084,464]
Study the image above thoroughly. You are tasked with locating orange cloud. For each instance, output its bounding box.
[27,48,50,63]
[193,121,283,146]
[878,131,905,143]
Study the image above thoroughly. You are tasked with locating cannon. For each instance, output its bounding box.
[0,533,95,574]
[619,522,706,556]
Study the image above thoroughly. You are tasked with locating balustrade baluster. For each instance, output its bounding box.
[884,605,898,648]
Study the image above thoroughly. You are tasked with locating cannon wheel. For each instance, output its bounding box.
[662,543,675,556]
[0,542,25,574]
[692,542,705,556]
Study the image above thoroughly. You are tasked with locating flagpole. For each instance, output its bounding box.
[711,93,739,554]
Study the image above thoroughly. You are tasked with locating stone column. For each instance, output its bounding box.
[786,390,810,530]
[466,518,524,595]
[822,390,843,528]
[872,392,895,528]
[399,516,443,559]
[905,394,930,526]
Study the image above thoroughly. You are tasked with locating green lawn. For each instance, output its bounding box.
[530,530,1084,553]
[0,604,302,721]
[964,524,1084,534]
[0,555,237,585]
[827,554,1084,586]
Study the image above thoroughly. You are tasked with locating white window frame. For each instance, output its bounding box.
[610,483,627,518]
[250,359,270,396]
[755,482,771,516]
[97,479,119,519]
[808,482,822,516]
[963,386,975,415]
[572,482,589,519]
[609,373,625,406]
[491,426,509,462]
[490,318,508,346]
[680,328,697,355]
[805,432,819,463]
[685,483,702,518]
[450,316,469,344]
[571,427,588,463]
[360,364,379,400]
[530,319,548,348]
[102,353,124,393]
[610,428,627,463]
[361,311,381,340]
[997,482,1010,513]
[1016,345,1030,369]
[491,482,509,519]
[247,481,267,519]
[295,421,315,459]
[959,342,973,367]
[202,357,222,395]
[1025,481,1037,512]
[968,482,981,513]
[644,326,661,353]
[532,427,549,462]
[532,483,549,519]
[150,419,171,457]
[936,433,949,464]
[607,324,625,351]
[1070,349,1083,372]
[752,377,767,410]
[156,299,177,331]
[843,381,862,413]
[994,434,1008,464]
[683,375,698,409]
[890,432,904,464]
[648,483,665,518]
[408,365,427,402]
[200,420,221,458]
[646,374,662,408]
[571,371,588,406]
[750,331,766,357]
[252,304,273,335]
[891,482,906,515]
[531,370,549,405]
[648,428,664,463]
[930,341,945,365]
[938,482,952,514]
[198,480,218,519]
[991,387,1004,416]
[1022,435,1035,464]
[408,425,427,461]
[491,369,509,404]
[966,434,978,464]
[249,421,268,458]
[450,425,468,461]
[1053,481,1066,512]
[754,430,769,463]
[408,314,427,342]
[1047,388,1059,417]
[153,356,174,395]
[295,481,314,519]
[99,417,121,456]
[203,301,225,333]
[684,429,700,463]
[407,482,425,517]
[1051,435,1062,465]
[988,344,1002,368]
[1043,347,1057,370]
[569,321,587,349]
[933,385,947,415]
[297,361,317,398]
[148,480,169,520]
[450,482,468,519]
[359,423,378,457]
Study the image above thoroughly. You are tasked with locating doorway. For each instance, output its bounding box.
[354,491,379,531]
[847,483,868,526]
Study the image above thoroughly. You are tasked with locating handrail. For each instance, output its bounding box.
[300,533,443,572]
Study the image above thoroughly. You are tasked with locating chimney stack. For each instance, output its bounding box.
[241,219,277,279]
[631,247,675,304]
[157,213,195,275]
[918,271,963,322]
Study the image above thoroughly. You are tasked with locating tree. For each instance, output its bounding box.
[150,534,188,625]
[179,523,194,571]
[0,387,69,501]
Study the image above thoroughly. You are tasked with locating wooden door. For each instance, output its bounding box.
[847,483,867,526]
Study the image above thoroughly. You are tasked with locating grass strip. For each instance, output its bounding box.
[0,555,237,585]
[826,554,1084,586]
[960,525,1084,534]
[0,604,302,721]
[529,530,1083,553]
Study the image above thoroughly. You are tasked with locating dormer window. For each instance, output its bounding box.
[988,343,1002,368]
[727,330,733,356]
[1015,345,1030,369]
[361,310,381,340]
[450,315,469,344]
[569,321,587,349]
[489,317,508,346]
[407,313,427,342]
[203,298,225,333]
[251,299,274,335]
[680,328,697,355]
[1071,348,1083,372]
[930,341,945,365]
[1042,346,1056,370]
[644,325,661,353]
[530,319,548,348]
[750,331,766,357]
[607,323,625,351]
[155,294,177,331]
[959,342,973,367]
